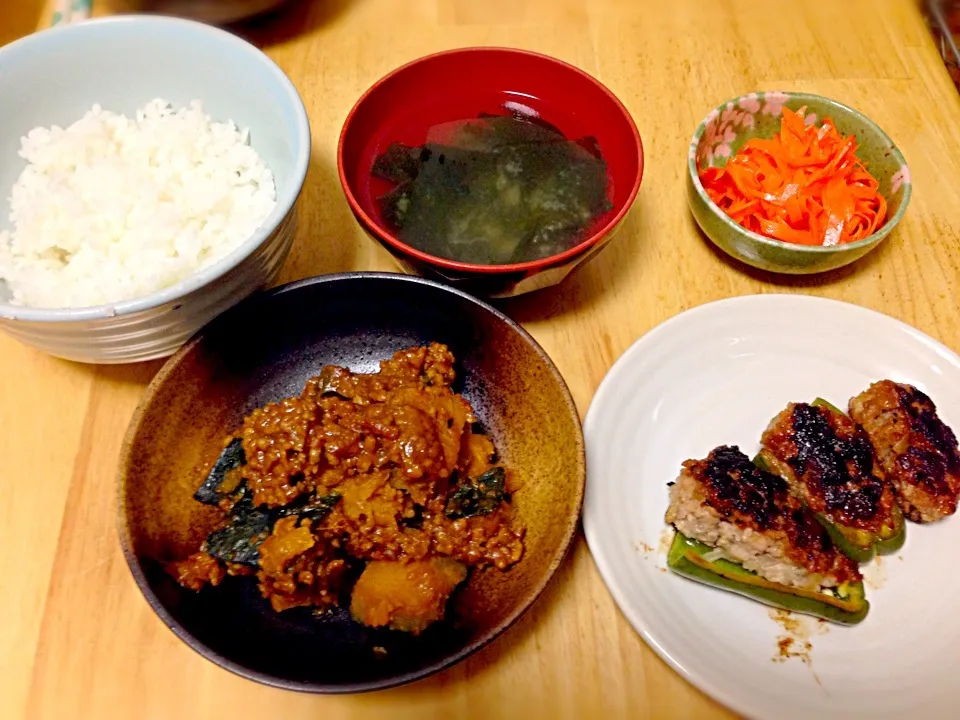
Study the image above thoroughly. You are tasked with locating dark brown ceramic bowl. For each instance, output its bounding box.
[117,272,585,693]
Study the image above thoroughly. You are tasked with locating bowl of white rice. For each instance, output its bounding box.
[0,15,310,363]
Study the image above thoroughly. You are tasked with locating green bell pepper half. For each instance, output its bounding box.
[755,398,908,563]
[667,532,870,625]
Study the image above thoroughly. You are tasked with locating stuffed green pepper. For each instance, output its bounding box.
[758,399,905,563]
[665,445,869,625]
[849,380,960,524]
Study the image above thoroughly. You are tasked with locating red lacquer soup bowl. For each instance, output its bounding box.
[338,47,644,298]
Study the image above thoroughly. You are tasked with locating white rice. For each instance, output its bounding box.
[0,99,277,309]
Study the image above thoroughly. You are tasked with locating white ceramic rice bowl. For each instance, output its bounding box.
[0,15,310,364]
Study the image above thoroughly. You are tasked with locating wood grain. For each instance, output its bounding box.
[0,0,43,46]
[8,1,960,718]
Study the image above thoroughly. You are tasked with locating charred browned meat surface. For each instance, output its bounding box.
[665,445,861,591]
[759,402,897,533]
[849,380,960,523]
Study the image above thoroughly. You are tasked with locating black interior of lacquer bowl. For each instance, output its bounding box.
[118,272,585,693]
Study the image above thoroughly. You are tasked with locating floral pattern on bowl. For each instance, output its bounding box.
[686,91,912,275]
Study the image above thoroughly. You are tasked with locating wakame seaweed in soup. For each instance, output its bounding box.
[372,114,612,265]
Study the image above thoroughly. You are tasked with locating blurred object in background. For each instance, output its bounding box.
[2,0,46,43]
[51,0,92,26]
[106,0,291,24]
[926,0,960,91]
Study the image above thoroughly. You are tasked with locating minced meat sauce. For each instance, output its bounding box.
[167,343,524,634]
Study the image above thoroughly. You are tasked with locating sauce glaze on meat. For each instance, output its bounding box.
[672,445,860,584]
[850,380,960,523]
[761,402,896,531]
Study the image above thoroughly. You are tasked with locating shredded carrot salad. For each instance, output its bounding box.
[699,107,887,246]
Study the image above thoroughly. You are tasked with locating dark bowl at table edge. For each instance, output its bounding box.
[116,271,586,694]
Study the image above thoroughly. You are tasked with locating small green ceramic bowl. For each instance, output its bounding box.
[687,91,911,274]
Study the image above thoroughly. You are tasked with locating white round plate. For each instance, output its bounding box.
[583,294,960,720]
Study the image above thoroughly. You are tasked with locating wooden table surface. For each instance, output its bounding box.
[6,1,960,718]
